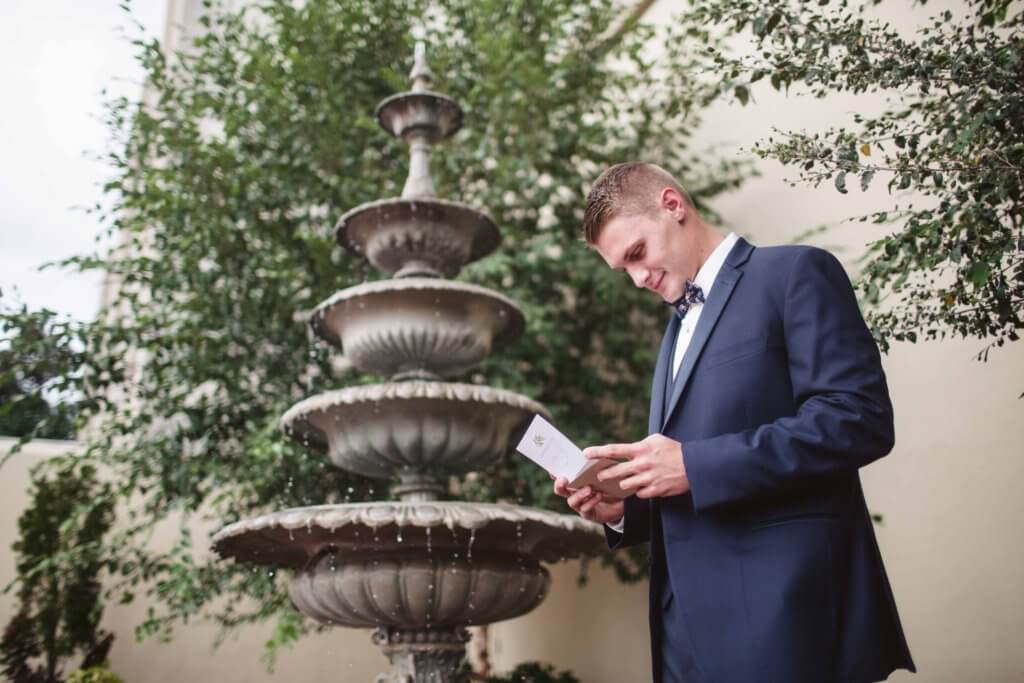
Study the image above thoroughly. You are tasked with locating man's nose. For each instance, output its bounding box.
[628,268,649,289]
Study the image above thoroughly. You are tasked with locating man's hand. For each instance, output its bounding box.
[585,433,690,499]
[553,477,625,524]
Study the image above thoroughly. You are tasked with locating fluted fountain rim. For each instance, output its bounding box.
[280,380,548,437]
[308,277,526,357]
[214,500,600,536]
[211,500,605,567]
[374,90,464,140]
[334,196,501,264]
[311,277,522,318]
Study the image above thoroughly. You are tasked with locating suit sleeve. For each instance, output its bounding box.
[682,247,895,512]
[605,495,651,549]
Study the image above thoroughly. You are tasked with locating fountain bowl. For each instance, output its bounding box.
[336,197,500,278]
[212,502,606,629]
[289,548,548,629]
[376,91,463,143]
[310,278,524,378]
[280,381,546,481]
[211,501,606,567]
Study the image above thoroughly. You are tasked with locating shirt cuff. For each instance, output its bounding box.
[605,516,625,533]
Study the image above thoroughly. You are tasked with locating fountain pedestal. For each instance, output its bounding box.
[373,628,470,683]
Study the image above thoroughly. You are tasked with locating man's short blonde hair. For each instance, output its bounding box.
[582,162,692,244]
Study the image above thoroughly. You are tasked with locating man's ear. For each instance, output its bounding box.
[659,187,687,223]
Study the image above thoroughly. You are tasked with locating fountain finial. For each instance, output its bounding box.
[410,41,433,93]
[399,41,439,201]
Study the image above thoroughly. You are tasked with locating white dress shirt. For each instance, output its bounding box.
[606,232,739,533]
[671,231,739,379]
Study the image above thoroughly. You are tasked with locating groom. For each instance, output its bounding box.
[553,163,915,682]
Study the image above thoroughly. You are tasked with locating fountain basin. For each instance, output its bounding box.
[211,501,605,567]
[289,549,548,628]
[212,502,605,628]
[376,91,463,143]
[336,197,500,278]
[280,381,545,481]
[310,278,524,378]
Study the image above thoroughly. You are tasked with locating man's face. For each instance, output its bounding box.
[593,206,697,303]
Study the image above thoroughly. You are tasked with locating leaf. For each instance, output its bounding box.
[968,262,991,288]
[866,282,880,304]
[834,172,848,194]
[734,84,749,105]
[860,143,871,156]
[860,169,875,192]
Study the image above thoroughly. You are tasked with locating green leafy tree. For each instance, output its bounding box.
[683,0,1022,366]
[0,302,81,441]
[1,461,115,683]
[66,668,124,683]
[3,0,749,659]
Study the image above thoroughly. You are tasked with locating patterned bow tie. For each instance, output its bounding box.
[666,280,705,320]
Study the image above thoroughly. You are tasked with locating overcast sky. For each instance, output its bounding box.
[0,0,167,323]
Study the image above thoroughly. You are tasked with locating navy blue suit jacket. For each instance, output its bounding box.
[607,238,915,682]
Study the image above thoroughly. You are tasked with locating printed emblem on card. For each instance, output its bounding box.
[533,435,545,446]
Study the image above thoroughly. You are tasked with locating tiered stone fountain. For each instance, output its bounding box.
[212,43,604,683]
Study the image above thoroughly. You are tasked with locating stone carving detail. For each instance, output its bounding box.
[311,279,524,378]
[376,92,463,143]
[212,501,605,568]
[373,627,471,683]
[288,549,548,628]
[337,198,500,278]
[280,382,547,481]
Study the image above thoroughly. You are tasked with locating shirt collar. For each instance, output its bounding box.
[693,232,738,298]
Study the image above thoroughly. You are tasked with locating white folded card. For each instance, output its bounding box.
[514,415,630,498]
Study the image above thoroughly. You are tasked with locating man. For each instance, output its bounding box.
[553,163,915,682]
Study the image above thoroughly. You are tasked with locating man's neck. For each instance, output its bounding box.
[690,225,725,279]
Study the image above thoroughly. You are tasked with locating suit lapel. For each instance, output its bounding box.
[661,239,753,431]
[649,315,680,435]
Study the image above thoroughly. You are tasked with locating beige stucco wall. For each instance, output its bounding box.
[4,0,1023,680]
